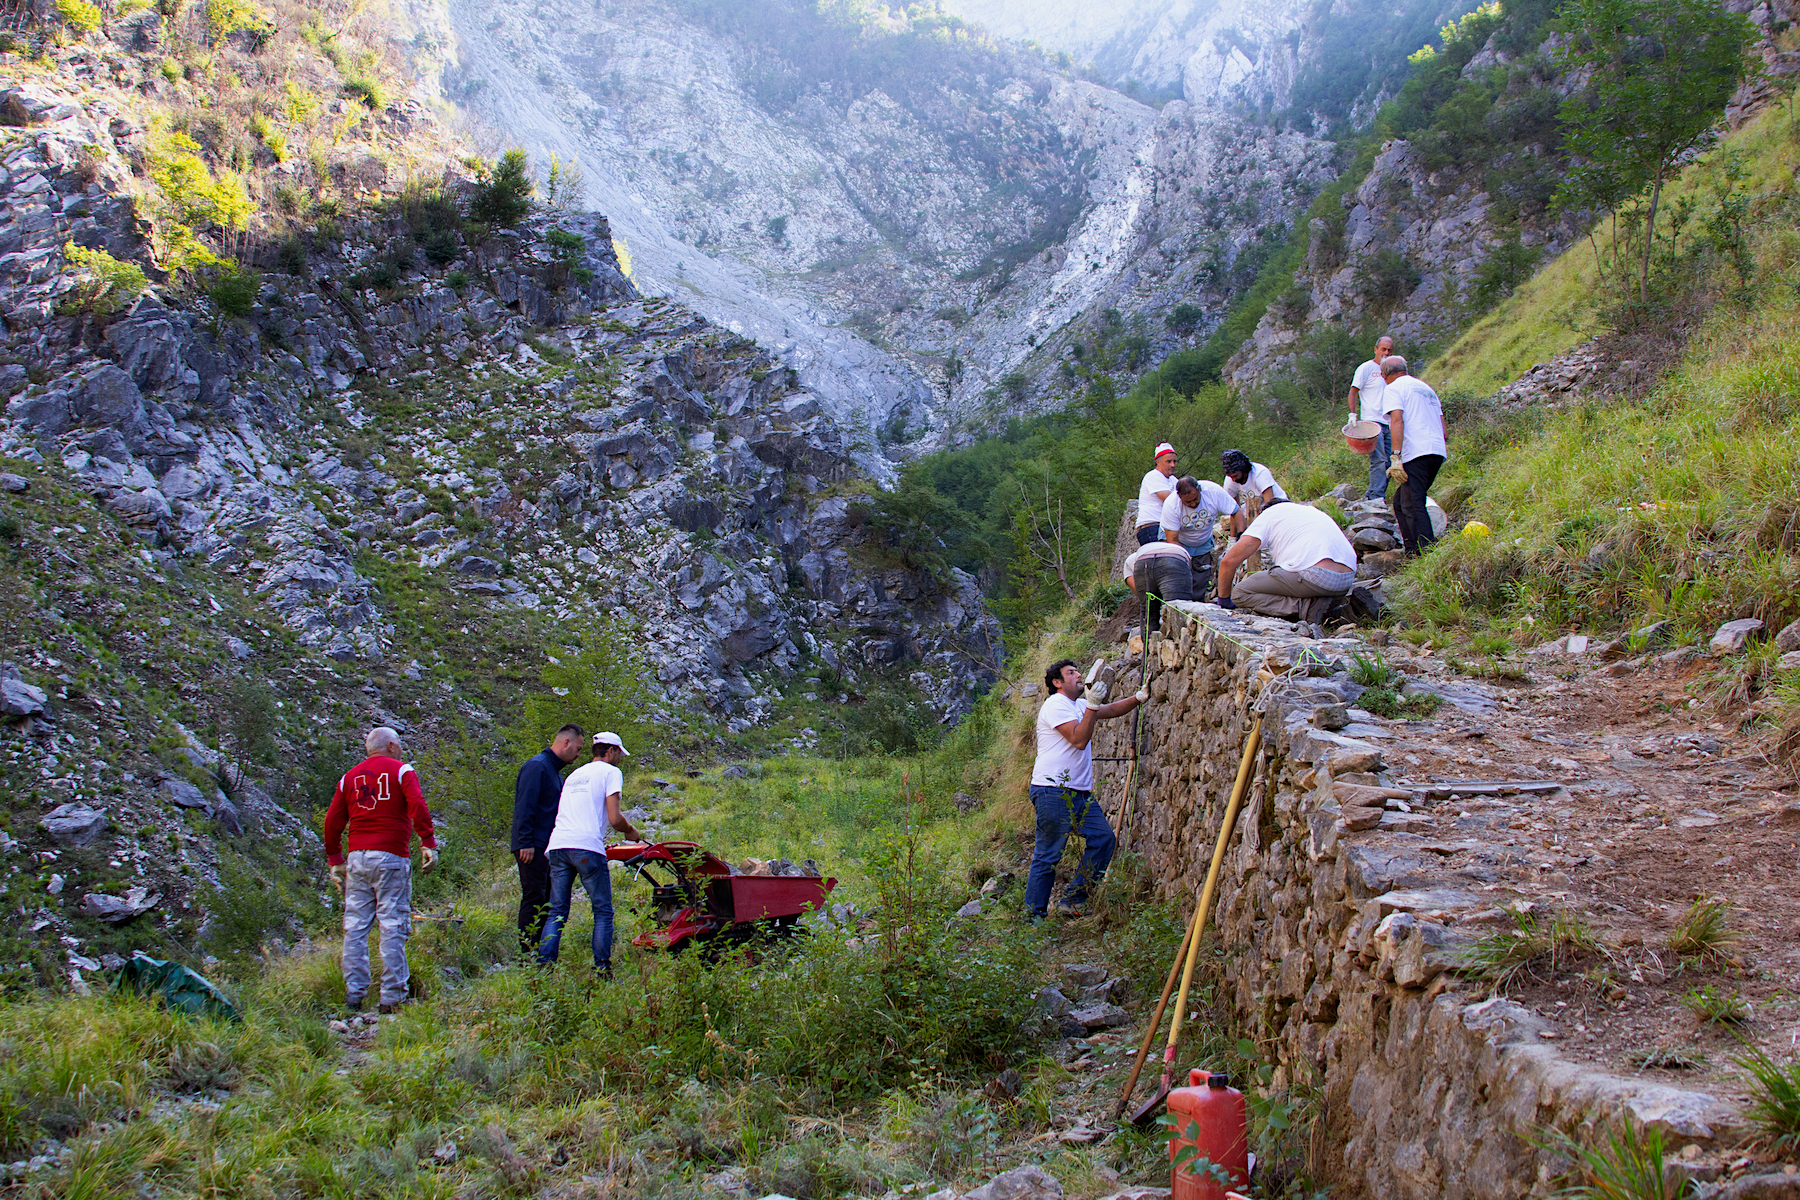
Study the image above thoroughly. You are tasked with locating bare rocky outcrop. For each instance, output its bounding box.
[0,78,1001,722]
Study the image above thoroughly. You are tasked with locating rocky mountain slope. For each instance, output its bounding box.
[1225,0,1800,392]
[0,23,999,980]
[409,0,1347,442]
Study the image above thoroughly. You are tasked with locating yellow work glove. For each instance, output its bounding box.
[329,864,347,893]
[1386,455,1408,484]
[420,846,439,872]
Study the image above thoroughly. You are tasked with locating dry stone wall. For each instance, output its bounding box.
[1088,601,1741,1199]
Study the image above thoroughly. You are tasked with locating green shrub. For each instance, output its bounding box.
[202,0,271,44]
[1354,248,1422,309]
[446,270,469,290]
[60,242,148,316]
[342,73,385,110]
[469,150,533,226]
[208,264,260,316]
[54,0,102,36]
[1165,302,1204,333]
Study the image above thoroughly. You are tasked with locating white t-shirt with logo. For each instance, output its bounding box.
[1136,467,1176,528]
[1381,375,1448,463]
[1033,692,1093,791]
[1242,503,1356,572]
[1222,462,1288,503]
[1352,359,1388,424]
[546,759,625,853]
[1160,483,1238,553]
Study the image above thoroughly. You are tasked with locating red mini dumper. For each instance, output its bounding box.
[606,841,837,955]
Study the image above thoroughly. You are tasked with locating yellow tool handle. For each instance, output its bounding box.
[1114,880,1205,1117]
[1162,715,1264,1062]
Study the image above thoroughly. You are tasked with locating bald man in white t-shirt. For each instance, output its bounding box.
[1216,502,1358,627]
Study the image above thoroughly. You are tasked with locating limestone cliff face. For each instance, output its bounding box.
[0,73,1001,726]
[404,0,1341,443]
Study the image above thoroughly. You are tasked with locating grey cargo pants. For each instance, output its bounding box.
[342,849,412,1007]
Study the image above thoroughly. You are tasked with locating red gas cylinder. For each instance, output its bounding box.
[1167,1068,1250,1200]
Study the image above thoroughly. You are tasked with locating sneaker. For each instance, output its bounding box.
[1349,585,1383,622]
[1055,902,1088,918]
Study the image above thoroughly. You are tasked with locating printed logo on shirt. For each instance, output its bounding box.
[351,770,391,812]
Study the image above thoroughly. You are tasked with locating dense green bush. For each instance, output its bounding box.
[469,150,533,226]
[208,263,260,316]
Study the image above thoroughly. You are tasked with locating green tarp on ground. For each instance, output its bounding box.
[111,953,240,1022]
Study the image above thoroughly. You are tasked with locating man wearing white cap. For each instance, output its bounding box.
[1134,443,1179,545]
[537,731,643,975]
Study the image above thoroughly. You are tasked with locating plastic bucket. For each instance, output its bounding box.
[1343,420,1380,454]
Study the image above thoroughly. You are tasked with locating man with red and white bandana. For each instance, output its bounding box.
[323,726,439,1014]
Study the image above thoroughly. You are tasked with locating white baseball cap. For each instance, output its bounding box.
[596,731,631,757]
[1154,442,1176,459]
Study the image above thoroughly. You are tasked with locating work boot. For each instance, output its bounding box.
[378,1000,407,1015]
[1349,585,1383,622]
[344,994,365,1015]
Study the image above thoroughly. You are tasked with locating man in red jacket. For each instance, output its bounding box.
[323,726,439,1013]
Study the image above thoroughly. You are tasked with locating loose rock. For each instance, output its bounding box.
[38,803,108,846]
[1710,618,1764,656]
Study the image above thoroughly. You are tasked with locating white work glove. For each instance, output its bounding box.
[329,864,346,893]
[1134,687,1150,704]
[420,846,439,872]
[1386,455,1408,484]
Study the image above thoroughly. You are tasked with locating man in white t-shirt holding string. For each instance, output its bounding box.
[536,731,643,976]
[1025,659,1147,920]
[1348,334,1395,501]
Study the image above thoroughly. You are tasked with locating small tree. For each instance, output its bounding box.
[1165,302,1203,333]
[61,242,148,316]
[543,153,585,212]
[470,149,533,226]
[1552,0,1756,301]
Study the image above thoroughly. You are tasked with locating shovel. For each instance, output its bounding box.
[1123,715,1264,1127]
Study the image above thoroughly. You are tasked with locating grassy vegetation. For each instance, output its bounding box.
[0,584,1348,1197]
[1736,1043,1800,1153]
[1545,1122,1671,1200]
[1459,906,1600,994]
[1669,897,1739,962]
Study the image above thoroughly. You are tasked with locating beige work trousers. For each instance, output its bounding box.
[1233,566,1354,623]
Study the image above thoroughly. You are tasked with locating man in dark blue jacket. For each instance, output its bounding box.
[512,724,585,954]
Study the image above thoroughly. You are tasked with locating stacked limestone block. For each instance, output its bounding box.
[1090,601,1738,1200]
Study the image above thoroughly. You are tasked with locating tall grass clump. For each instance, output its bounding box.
[1460,907,1600,994]
[1668,897,1738,962]
[1735,1044,1800,1153]
[1545,1122,1671,1200]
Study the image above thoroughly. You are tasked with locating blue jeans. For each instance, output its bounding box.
[1025,786,1117,917]
[1366,422,1393,500]
[537,847,614,968]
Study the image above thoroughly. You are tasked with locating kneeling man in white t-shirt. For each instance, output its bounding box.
[1215,502,1358,627]
[1026,659,1146,920]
